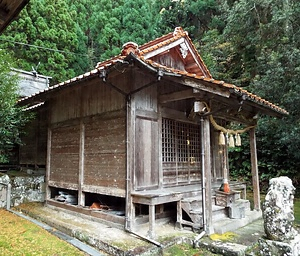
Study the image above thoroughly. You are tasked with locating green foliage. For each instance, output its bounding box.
[88,0,123,61]
[120,0,160,46]
[201,0,300,186]
[0,0,78,84]
[228,135,252,182]
[0,51,32,163]
[163,242,221,255]
[158,0,219,39]
[295,199,300,226]
[0,0,298,184]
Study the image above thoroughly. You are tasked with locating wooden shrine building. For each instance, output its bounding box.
[19,27,288,238]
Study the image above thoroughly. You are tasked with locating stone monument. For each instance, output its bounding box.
[259,176,300,255]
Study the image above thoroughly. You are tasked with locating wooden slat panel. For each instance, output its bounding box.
[212,130,223,180]
[50,125,80,185]
[134,74,158,112]
[51,79,126,124]
[51,87,81,123]
[135,117,159,189]
[84,115,126,191]
[19,109,47,165]
[82,80,125,117]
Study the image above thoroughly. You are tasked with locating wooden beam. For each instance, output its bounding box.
[159,88,196,103]
[250,128,261,211]
[182,78,231,98]
[48,181,78,190]
[185,62,199,70]
[183,39,209,77]
[161,107,197,124]
[81,184,125,198]
[143,37,185,59]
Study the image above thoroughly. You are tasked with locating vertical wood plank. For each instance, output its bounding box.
[250,128,261,210]
[158,104,163,189]
[45,128,52,200]
[203,118,213,234]
[125,95,135,231]
[176,200,182,229]
[148,204,155,239]
[78,120,85,206]
[135,118,159,189]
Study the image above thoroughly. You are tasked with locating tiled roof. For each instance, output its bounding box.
[139,57,288,115]
[138,27,212,78]
[19,28,288,116]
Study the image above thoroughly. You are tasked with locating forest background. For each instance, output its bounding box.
[1,0,299,190]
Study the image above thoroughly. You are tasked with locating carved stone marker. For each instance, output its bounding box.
[259,176,300,255]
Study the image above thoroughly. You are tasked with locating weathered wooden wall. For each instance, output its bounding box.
[19,107,47,166]
[132,74,160,190]
[84,114,126,192]
[135,117,159,189]
[50,124,80,187]
[211,130,223,181]
[48,76,127,198]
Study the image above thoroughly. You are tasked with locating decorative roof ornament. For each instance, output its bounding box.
[121,42,139,56]
[180,42,189,59]
[173,27,188,37]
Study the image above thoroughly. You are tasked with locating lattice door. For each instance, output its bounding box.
[162,118,201,186]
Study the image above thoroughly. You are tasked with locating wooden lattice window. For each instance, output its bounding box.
[162,118,201,164]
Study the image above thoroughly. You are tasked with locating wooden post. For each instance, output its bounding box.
[78,86,85,206]
[250,128,261,211]
[78,120,85,206]
[158,104,163,189]
[203,117,213,234]
[45,128,52,201]
[125,95,135,231]
[148,204,155,239]
[176,200,183,229]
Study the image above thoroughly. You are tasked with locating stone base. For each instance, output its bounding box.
[228,205,245,219]
[258,234,300,256]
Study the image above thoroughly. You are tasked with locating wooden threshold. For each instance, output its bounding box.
[46,199,125,228]
[131,184,202,205]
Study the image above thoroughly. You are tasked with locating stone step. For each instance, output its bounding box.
[213,210,262,234]
[181,196,202,208]
[180,196,228,227]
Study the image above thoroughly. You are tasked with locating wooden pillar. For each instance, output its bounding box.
[158,104,163,189]
[203,117,213,234]
[176,200,183,229]
[250,127,261,211]
[148,204,155,239]
[125,95,135,231]
[45,128,52,201]
[78,120,85,206]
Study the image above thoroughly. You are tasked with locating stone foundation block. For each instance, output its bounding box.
[258,234,300,256]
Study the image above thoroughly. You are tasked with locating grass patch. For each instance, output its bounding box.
[163,243,221,256]
[0,209,85,256]
[294,198,300,226]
